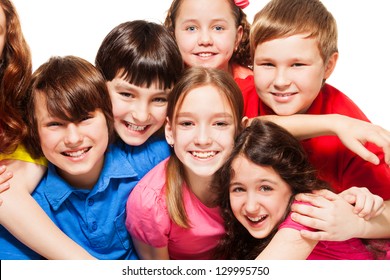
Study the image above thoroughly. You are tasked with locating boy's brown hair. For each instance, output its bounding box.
[250,0,338,63]
[24,56,114,158]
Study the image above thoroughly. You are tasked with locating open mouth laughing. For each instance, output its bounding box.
[246,214,268,224]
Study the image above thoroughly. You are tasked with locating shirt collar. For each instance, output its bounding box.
[42,144,137,210]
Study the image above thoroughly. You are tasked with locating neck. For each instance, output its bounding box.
[57,157,105,190]
[185,172,217,207]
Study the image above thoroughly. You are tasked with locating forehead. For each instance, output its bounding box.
[177,0,235,22]
[178,84,232,113]
[255,34,321,60]
[33,91,49,120]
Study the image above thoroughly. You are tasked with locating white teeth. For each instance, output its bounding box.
[191,151,216,159]
[63,148,89,157]
[274,92,294,97]
[197,53,213,57]
[247,215,266,222]
[126,122,147,131]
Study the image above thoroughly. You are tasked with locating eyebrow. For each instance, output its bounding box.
[176,112,233,118]
[114,81,169,95]
[179,18,230,25]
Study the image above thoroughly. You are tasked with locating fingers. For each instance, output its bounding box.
[299,229,328,241]
[0,166,12,205]
[364,129,390,166]
[0,165,13,185]
[347,139,380,166]
[294,189,339,205]
[339,186,385,220]
[355,194,384,220]
[290,211,326,233]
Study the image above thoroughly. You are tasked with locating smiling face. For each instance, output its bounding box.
[106,74,169,146]
[165,84,236,183]
[253,34,337,115]
[229,154,292,239]
[173,0,242,72]
[35,92,108,187]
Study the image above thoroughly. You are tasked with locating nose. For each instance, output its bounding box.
[131,102,150,123]
[245,193,260,213]
[198,29,213,46]
[64,123,83,146]
[273,68,291,89]
[194,124,212,146]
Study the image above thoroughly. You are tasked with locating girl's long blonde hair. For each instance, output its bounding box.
[165,67,244,228]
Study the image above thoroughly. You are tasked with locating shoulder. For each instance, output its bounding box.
[279,202,315,232]
[232,63,253,80]
[128,158,169,207]
[0,145,47,166]
[308,84,369,120]
[125,159,171,247]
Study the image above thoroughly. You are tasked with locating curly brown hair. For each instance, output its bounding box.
[0,0,32,154]
[213,119,330,259]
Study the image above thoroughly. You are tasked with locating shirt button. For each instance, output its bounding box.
[88,198,94,206]
[92,221,98,231]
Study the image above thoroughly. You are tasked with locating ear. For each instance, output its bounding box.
[324,52,338,79]
[234,26,244,51]
[241,116,249,128]
[165,117,175,146]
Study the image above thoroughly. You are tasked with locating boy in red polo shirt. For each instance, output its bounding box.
[243,0,390,242]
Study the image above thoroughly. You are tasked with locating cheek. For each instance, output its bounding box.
[175,33,192,52]
[151,106,167,122]
[39,132,57,158]
[229,195,242,216]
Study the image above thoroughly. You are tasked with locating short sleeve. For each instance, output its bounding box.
[0,145,47,166]
[125,179,171,248]
[279,201,315,232]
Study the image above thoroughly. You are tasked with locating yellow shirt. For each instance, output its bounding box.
[0,145,47,166]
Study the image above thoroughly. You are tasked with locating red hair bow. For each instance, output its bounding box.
[234,0,250,9]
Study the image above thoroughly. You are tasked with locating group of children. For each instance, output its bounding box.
[0,0,389,260]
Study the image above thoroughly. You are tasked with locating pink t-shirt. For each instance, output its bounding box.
[126,158,224,260]
[279,202,374,260]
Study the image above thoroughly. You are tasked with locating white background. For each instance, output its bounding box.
[12,0,390,129]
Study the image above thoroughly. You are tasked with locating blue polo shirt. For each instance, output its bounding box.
[0,135,170,259]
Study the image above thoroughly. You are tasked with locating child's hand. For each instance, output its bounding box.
[338,186,385,220]
[333,115,390,166]
[291,189,367,241]
[0,165,13,206]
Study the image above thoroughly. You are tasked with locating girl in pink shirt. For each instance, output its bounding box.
[214,119,389,259]
[126,67,245,259]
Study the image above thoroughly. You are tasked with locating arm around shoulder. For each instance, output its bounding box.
[0,160,95,259]
[256,227,317,260]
